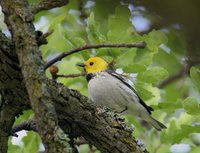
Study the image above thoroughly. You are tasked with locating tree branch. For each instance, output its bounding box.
[31,0,69,14]
[11,120,37,136]
[0,32,30,153]
[44,42,146,69]
[158,61,192,88]
[1,0,72,152]
[56,73,86,78]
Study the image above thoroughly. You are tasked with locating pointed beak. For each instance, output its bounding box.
[76,63,86,67]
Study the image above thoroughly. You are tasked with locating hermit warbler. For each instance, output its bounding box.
[78,57,166,131]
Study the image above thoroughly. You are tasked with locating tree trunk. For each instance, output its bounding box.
[0,1,147,153]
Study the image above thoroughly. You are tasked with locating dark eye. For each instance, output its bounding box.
[89,62,94,66]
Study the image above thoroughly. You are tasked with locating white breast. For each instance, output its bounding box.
[88,72,140,112]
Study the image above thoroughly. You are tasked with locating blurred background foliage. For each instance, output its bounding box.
[1,0,200,153]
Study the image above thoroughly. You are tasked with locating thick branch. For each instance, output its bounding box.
[1,1,71,152]
[0,32,30,153]
[31,0,69,14]
[44,42,146,69]
[11,97,147,153]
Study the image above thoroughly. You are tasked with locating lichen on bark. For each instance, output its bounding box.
[0,1,148,153]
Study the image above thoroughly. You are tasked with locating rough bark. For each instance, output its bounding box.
[0,32,29,153]
[30,0,69,14]
[0,1,147,153]
[1,0,71,152]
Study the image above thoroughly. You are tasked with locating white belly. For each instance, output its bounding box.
[88,72,140,113]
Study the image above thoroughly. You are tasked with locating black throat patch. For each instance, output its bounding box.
[86,73,95,82]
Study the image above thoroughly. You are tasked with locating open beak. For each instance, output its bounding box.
[76,63,86,67]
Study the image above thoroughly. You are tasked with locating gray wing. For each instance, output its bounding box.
[106,69,153,114]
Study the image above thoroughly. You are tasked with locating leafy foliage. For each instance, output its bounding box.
[137,67,168,84]
[190,67,200,92]
[1,0,199,153]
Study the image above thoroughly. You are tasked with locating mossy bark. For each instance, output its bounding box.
[1,0,71,152]
[0,1,148,153]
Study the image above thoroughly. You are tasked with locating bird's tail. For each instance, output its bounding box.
[149,116,166,131]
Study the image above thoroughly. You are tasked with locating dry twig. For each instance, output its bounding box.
[44,42,146,69]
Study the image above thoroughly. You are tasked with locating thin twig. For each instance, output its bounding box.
[11,120,37,137]
[31,0,69,14]
[44,42,146,70]
[158,64,190,88]
[56,73,86,78]
[158,71,183,88]
[43,29,54,38]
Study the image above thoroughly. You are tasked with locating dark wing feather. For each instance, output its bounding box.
[106,69,153,114]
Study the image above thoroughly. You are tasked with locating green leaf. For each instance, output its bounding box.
[135,51,154,66]
[177,124,200,143]
[71,37,86,47]
[166,29,186,55]
[161,120,200,144]
[108,5,135,42]
[135,81,155,101]
[183,97,200,115]
[8,138,22,153]
[14,110,34,125]
[190,67,200,92]
[153,48,182,75]
[96,48,121,58]
[49,14,66,29]
[137,67,169,84]
[161,120,177,143]
[101,56,114,64]
[143,30,168,52]
[86,13,106,43]
[22,131,41,153]
[47,24,74,52]
[123,63,147,73]
[163,82,189,102]
[92,0,119,34]
[190,147,200,153]
[156,100,182,113]
[115,49,137,68]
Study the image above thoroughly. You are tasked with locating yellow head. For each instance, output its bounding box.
[78,57,109,73]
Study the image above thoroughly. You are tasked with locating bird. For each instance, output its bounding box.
[77,57,166,131]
